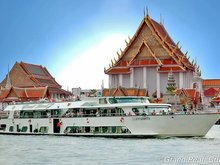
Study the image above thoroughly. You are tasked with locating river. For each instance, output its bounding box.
[0,125,220,165]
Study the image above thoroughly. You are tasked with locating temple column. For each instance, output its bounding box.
[130,68,134,88]
[109,75,112,88]
[143,67,147,88]
[119,74,123,87]
[179,72,183,88]
[156,68,160,98]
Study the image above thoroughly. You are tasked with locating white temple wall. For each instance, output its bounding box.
[146,67,157,96]
[189,71,194,88]
[133,68,143,88]
[160,73,168,94]
[174,73,179,89]
[111,75,119,88]
[122,74,130,87]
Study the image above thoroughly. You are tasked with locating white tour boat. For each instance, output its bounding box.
[0,96,219,137]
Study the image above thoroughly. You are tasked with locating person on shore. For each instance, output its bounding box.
[183,105,187,114]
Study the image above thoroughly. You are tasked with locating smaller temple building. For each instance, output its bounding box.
[0,61,72,110]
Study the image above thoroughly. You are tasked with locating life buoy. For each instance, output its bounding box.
[12,119,14,124]
[28,119,31,124]
[49,118,52,124]
[120,117,125,123]
[86,118,89,124]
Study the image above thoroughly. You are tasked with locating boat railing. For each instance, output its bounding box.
[13,110,214,119]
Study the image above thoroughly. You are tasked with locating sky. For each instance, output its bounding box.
[0,0,220,90]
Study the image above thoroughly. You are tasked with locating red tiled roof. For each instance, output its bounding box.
[176,88,199,103]
[202,79,220,86]
[0,90,10,99]
[159,66,185,72]
[204,88,218,97]
[102,88,147,96]
[20,62,61,88]
[212,97,220,103]
[130,59,158,66]
[0,86,49,101]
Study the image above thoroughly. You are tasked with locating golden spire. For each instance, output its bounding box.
[144,6,148,18]
[160,14,164,26]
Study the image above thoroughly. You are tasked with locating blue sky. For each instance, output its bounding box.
[0,0,220,89]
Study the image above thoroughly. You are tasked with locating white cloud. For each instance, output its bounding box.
[56,33,127,90]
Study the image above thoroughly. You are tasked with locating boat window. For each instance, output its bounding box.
[9,126,14,132]
[109,98,118,104]
[85,127,90,133]
[21,126,28,132]
[121,126,131,133]
[39,127,48,133]
[132,108,140,115]
[108,97,149,104]
[20,111,34,118]
[101,127,108,133]
[0,124,6,131]
[99,98,108,104]
[111,127,117,133]
[51,109,61,117]
[145,106,169,114]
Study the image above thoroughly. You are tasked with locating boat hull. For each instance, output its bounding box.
[0,113,219,137]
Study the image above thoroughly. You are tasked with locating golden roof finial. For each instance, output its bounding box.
[125,39,128,46]
[111,59,114,66]
[128,36,131,42]
[117,51,120,58]
[176,41,180,47]
[120,48,123,54]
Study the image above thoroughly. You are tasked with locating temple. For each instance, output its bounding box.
[0,61,71,101]
[104,12,200,99]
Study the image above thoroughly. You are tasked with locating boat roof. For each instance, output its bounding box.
[4,100,171,111]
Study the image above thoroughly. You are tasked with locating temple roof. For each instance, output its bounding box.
[204,88,219,97]
[102,87,147,96]
[0,86,49,102]
[0,61,70,96]
[176,88,199,103]
[202,79,220,87]
[105,13,195,74]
